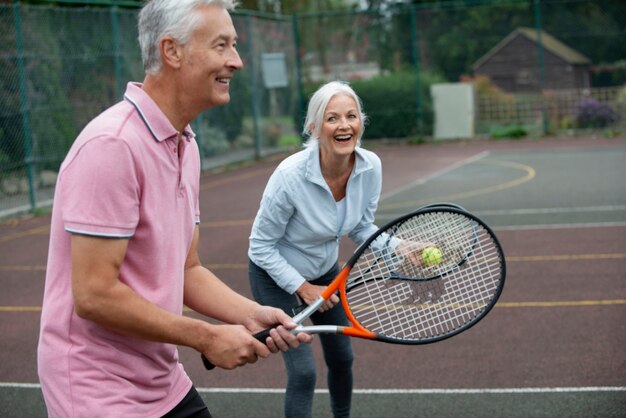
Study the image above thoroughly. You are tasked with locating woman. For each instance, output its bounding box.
[248,81,382,418]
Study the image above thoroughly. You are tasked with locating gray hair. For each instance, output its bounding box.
[302,81,367,148]
[138,0,238,74]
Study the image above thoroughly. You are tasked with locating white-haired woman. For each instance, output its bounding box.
[248,81,382,418]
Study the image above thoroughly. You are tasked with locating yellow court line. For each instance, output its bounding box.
[199,219,252,228]
[0,306,42,312]
[0,159,532,241]
[200,168,270,191]
[3,299,625,313]
[497,300,626,308]
[0,265,46,272]
[0,219,250,246]
[0,263,247,272]
[0,225,50,244]
[506,253,626,262]
[3,253,624,273]
[380,159,536,211]
[204,263,247,269]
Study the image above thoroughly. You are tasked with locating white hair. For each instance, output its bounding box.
[138,0,238,74]
[302,81,367,148]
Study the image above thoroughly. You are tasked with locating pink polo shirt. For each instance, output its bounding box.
[38,82,201,417]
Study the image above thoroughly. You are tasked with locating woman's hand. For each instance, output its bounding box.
[396,240,436,266]
[296,281,339,312]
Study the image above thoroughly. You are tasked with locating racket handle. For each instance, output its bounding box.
[201,328,273,370]
[253,327,272,342]
[201,353,215,370]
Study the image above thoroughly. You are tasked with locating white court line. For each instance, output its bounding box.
[0,383,41,389]
[379,151,490,202]
[476,205,626,216]
[348,387,626,394]
[196,387,626,394]
[2,382,624,394]
[370,220,626,231]
[494,222,626,231]
[379,206,626,225]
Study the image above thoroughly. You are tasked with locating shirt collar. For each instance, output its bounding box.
[123,82,195,143]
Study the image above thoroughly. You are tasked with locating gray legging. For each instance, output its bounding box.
[248,259,354,418]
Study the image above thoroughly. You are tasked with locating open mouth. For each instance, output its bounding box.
[334,134,352,143]
[216,77,231,85]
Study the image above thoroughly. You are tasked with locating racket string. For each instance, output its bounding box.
[345,211,504,342]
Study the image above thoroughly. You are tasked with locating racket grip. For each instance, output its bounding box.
[253,327,272,342]
[201,354,215,370]
[201,327,274,370]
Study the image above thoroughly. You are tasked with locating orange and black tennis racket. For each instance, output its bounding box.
[202,205,505,370]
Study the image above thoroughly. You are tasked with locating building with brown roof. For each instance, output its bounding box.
[472,27,592,92]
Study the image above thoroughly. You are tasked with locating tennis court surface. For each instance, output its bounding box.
[1,136,625,417]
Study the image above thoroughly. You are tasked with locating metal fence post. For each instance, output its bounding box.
[243,15,262,159]
[409,5,423,138]
[292,13,305,132]
[534,0,548,135]
[14,0,37,210]
[111,5,124,99]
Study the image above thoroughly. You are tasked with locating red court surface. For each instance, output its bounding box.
[1,136,625,417]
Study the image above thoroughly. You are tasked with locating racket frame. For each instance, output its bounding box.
[287,204,505,343]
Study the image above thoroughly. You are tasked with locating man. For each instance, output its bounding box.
[37,1,311,416]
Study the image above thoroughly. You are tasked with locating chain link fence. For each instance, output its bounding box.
[1,3,144,216]
[1,0,625,217]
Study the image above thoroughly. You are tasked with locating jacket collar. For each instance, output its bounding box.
[304,141,372,186]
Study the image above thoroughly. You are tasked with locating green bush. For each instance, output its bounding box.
[490,125,528,139]
[303,70,446,140]
[353,73,419,139]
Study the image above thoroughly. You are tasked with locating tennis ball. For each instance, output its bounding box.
[422,246,442,266]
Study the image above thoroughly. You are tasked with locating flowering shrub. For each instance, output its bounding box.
[576,98,621,128]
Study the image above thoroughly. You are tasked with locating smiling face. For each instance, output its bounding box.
[318,93,362,159]
[179,4,243,109]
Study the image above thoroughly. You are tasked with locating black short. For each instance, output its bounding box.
[162,386,212,418]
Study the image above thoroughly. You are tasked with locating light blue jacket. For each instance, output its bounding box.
[248,143,382,294]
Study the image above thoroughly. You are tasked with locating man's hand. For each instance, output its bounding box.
[246,306,314,351]
[199,323,270,370]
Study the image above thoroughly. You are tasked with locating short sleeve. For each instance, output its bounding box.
[60,136,140,237]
